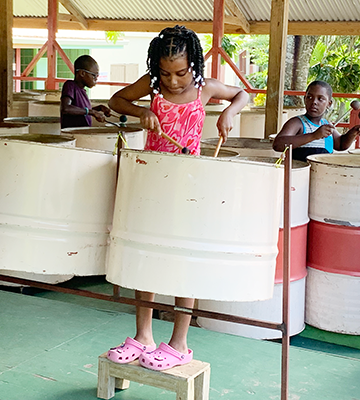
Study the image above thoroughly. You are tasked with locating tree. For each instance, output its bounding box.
[284,35,319,106]
[308,36,360,119]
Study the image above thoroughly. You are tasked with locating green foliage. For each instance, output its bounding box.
[202,34,269,69]
[247,70,267,89]
[308,36,360,119]
[308,36,360,93]
[105,31,124,45]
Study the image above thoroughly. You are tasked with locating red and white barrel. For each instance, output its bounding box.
[198,158,310,339]
[306,154,360,334]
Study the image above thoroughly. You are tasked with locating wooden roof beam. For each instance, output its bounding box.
[12,18,360,36]
[224,0,250,33]
[59,0,88,29]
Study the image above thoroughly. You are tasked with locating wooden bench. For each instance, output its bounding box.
[97,351,211,400]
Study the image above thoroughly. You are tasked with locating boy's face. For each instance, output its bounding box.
[78,63,99,88]
[304,85,332,119]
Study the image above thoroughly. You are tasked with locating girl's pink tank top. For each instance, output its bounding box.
[144,88,205,155]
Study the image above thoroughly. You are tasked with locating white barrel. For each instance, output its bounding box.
[201,137,281,158]
[4,117,61,135]
[1,133,76,147]
[202,110,240,139]
[306,267,360,335]
[308,154,360,227]
[28,100,60,117]
[240,108,288,139]
[200,147,239,158]
[24,89,61,102]
[349,148,360,155]
[0,122,29,135]
[198,158,309,339]
[61,125,145,152]
[0,139,117,278]
[106,149,283,302]
[198,277,306,339]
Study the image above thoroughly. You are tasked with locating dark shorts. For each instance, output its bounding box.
[292,147,331,162]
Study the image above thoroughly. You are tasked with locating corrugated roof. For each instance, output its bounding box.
[12,0,360,32]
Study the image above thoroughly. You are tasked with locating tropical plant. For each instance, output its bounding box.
[105,31,124,44]
[308,36,360,119]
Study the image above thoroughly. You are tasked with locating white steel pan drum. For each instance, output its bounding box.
[0,138,117,281]
[201,137,280,158]
[106,149,284,301]
[61,124,145,152]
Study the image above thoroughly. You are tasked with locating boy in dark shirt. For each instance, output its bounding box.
[61,55,111,128]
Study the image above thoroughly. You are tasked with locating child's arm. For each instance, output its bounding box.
[61,96,106,123]
[92,104,111,117]
[333,125,360,151]
[109,74,161,133]
[202,79,249,142]
[272,118,334,152]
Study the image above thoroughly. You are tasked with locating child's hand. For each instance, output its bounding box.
[313,124,334,140]
[140,109,161,135]
[92,110,106,123]
[93,105,111,117]
[216,111,234,143]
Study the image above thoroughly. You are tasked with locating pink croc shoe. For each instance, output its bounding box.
[107,337,156,364]
[139,342,193,371]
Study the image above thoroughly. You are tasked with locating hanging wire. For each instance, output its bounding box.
[275,146,289,167]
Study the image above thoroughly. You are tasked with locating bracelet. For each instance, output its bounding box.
[84,107,89,116]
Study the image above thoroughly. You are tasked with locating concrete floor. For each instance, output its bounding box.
[0,277,359,400]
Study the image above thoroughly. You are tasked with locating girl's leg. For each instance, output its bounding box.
[168,297,195,354]
[134,290,156,347]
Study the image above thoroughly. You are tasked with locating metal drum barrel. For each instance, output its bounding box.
[198,158,310,339]
[106,149,283,302]
[306,154,360,334]
[61,125,145,152]
[0,122,29,135]
[0,138,116,283]
[5,117,61,135]
[201,137,280,158]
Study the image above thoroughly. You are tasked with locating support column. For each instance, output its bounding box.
[211,0,224,80]
[264,0,290,138]
[46,0,58,90]
[0,0,13,120]
[15,48,21,92]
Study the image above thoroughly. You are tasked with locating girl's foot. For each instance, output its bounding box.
[107,337,157,364]
[139,342,193,371]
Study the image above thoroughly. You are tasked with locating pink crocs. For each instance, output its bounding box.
[139,342,193,371]
[107,337,156,364]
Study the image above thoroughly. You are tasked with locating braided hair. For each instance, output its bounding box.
[147,25,205,93]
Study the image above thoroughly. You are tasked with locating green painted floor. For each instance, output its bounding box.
[0,277,359,400]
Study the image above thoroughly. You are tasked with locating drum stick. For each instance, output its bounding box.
[160,131,190,154]
[213,136,224,157]
[333,100,360,127]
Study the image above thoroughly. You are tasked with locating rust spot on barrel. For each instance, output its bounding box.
[67,251,78,256]
[136,157,147,165]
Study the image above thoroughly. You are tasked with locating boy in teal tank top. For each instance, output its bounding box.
[273,81,360,162]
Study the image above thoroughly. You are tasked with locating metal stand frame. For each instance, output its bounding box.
[0,147,292,400]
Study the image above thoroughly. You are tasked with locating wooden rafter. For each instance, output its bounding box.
[13,17,360,36]
[224,0,250,33]
[59,0,88,30]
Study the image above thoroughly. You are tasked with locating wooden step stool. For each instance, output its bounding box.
[97,351,210,400]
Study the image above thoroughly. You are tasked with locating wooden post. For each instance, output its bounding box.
[0,0,13,120]
[46,0,58,90]
[211,0,224,81]
[264,0,290,138]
